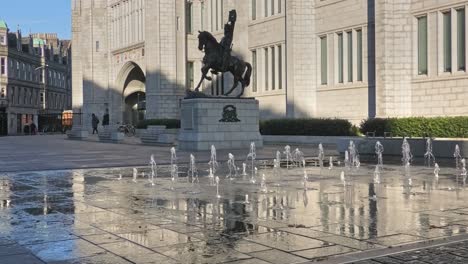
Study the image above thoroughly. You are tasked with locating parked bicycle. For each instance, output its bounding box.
[117,123,136,137]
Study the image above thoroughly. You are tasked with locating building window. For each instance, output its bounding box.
[321,36,327,85]
[252,0,257,20]
[417,16,428,75]
[443,11,452,72]
[40,92,44,103]
[215,0,219,31]
[0,87,5,99]
[271,46,275,90]
[357,30,363,81]
[201,2,205,30]
[0,35,5,45]
[457,8,466,71]
[264,0,268,17]
[0,57,5,76]
[264,48,269,90]
[186,61,194,89]
[278,45,282,90]
[252,50,257,92]
[338,33,344,83]
[278,0,282,13]
[347,31,353,82]
[186,2,193,34]
[96,41,100,52]
[271,0,274,16]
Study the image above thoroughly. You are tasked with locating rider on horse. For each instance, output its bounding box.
[213,10,237,74]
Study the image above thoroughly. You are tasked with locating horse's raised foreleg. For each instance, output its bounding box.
[194,65,210,91]
[224,79,239,96]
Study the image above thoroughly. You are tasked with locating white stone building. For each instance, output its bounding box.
[0,21,72,135]
[72,0,468,128]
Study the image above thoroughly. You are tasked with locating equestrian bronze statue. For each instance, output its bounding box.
[193,10,252,98]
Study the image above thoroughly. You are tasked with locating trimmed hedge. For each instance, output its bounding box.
[360,117,468,138]
[260,118,359,136]
[136,119,181,129]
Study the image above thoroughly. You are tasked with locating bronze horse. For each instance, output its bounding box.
[194,31,252,97]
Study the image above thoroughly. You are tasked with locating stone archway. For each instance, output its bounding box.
[115,62,146,125]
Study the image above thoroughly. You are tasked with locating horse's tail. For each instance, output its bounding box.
[243,62,252,87]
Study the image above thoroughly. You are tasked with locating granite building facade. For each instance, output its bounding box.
[72,0,468,128]
[0,21,72,135]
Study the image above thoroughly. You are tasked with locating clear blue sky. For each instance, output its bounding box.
[1,0,71,39]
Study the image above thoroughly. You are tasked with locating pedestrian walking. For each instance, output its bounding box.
[92,114,99,134]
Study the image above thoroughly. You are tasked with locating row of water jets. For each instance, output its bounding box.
[118,138,466,199]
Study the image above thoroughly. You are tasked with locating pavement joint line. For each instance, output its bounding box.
[301,233,468,264]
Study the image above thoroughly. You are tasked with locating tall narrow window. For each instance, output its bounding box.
[220,0,223,29]
[264,0,268,17]
[187,62,194,89]
[252,0,257,20]
[278,45,282,89]
[96,41,100,52]
[417,16,428,75]
[321,37,328,85]
[252,50,257,92]
[201,2,205,30]
[443,11,452,72]
[265,48,269,90]
[357,30,363,81]
[215,0,219,31]
[278,0,282,13]
[271,0,275,16]
[186,2,193,34]
[347,31,353,82]
[271,47,275,90]
[0,57,5,76]
[338,33,344,83]
[458,9,466,71]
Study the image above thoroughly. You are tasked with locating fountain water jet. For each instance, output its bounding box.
[375,141,384,167]
[260,174,268,193]
[227,153,238,179]
[247,142,257,183]
[434,163,440,179]
[402,138,413,168]
[208,145,219,177]
[293,148,305,167]
[188,154,199,184]
[424,138,436,167]
[373,166,381,184]
[133,168,138,183]
[303,170,309,190]
[329,157,333,170]
[340,171,346,186]
[149,154,157,186]
[454,145,462,170]
[215,176,221,198]
[318,143,325,169]
[284,145,292,169]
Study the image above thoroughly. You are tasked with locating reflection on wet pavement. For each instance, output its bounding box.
[1,163,468,263]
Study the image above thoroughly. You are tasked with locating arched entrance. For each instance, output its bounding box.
[117,62,146,126]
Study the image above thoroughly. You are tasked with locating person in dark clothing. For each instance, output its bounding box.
[92,114,99,134]
[30,123,37,135]
[102,109,110,127]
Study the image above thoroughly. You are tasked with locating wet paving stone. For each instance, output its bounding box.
[47,253,132,264]
[0,253,44,264]
[25,239,106,262]
[248,249,308,264]
[154,241,252,263]
[293,244,355,260]
[100,241,176,264]
[368,234,424,247]
[0,243,30,256]
[245,230,332,251]
[2,163,468,263]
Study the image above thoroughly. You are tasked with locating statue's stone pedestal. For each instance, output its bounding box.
[178,98,263,151]
[98,126,124,143]
[67,126,89,140]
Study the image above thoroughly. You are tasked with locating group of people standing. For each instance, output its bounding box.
[91,109,109,135]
